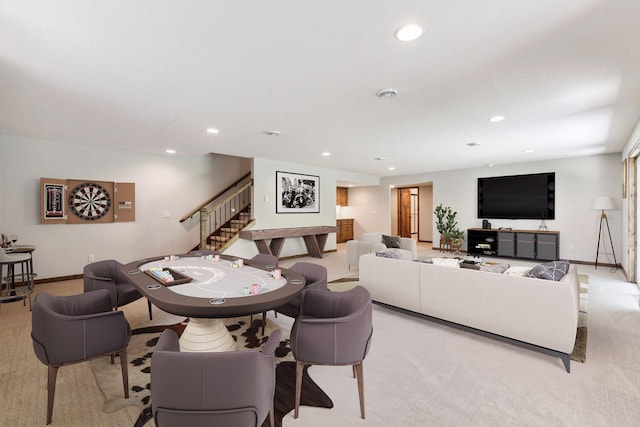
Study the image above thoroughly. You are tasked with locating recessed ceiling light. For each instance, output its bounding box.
[524,149,535,153]
[165,149,176,154]
[488,163,495,167]
[265,130,280,136]
[388,166,396,170]
[394,24,423,41]
[322,152,331,156]
[467,142,482,147]
[376,88,398,99]
[206,128,219,134]
[489,115,505,122]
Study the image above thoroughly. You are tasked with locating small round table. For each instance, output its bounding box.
[122,254,305,352]
[0,246,35,308]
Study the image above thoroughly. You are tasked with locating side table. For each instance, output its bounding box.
[0,246,36,310]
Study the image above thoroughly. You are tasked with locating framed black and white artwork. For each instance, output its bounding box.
[276,171,320,213]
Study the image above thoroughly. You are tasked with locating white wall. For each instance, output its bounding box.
[341,185,390,240]
[0,134,250,279]
[418,184,433,242]
[225,158,379,259]
[359,154,621,263]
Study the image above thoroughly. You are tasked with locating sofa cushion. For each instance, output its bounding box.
[527,260,570,281]
[382,234,402,248]
[479,263,510,274]
[503,266,532,276]
[375,250,400,259]
[432,258,460,268]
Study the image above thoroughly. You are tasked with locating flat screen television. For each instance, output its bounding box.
[477,172,555,219]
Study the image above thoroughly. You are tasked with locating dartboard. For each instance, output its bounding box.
[68,182,112,221]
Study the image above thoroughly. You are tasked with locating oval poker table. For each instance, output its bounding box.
[121,254,305,352]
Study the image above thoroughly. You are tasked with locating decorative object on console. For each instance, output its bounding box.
[593,196,618,271]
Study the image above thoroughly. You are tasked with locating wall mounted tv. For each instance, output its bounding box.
[477,172,555,219]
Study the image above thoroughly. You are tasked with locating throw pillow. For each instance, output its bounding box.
[479,263,510,274]
[527,260,570,281]
[431,258,460,268]
[375,250,400,259]
[382,234,402,249]
[503,266,532,276]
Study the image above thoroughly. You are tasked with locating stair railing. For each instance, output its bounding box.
[199,181,253,250]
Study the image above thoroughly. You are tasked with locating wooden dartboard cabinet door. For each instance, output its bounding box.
[114,182,135,222]
[40,177,67,224]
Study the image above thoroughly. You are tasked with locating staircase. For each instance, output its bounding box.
[205,207,253,251]
[181,174,254,253]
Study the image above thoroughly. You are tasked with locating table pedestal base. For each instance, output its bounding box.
[179,318,237,352]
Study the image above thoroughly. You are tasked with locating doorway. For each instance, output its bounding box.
[396,185,432,242]
[397,188,414,238]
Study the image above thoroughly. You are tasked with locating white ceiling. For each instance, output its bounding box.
[2,0,640,179]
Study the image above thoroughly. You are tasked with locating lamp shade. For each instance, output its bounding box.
[593,196,615,211]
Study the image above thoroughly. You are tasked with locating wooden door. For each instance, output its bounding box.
[397,188,412,238]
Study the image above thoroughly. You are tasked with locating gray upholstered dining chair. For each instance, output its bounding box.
[249,253,279,267]
[83,259,152,319]
[151,328,281,427]
[31,289,131,425]
[261,262,327,334]
[290,285,373,419]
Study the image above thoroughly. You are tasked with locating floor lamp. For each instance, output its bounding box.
[594,196,617,271]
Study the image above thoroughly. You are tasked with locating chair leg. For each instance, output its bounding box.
[294,361,305,418]
[261,311,267,335]
[354,362,365,419]
[269,401,275,427]
[147,299,153,320]
[119,349,130,398]
[46,365,59,425]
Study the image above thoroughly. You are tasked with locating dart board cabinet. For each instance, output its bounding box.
[40,178,135,224]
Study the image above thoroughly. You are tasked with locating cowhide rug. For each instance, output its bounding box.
[90,316,332,427]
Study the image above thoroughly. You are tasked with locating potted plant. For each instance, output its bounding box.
[434,204,451,250]
[434,204,462,252]
[443,228,465,255]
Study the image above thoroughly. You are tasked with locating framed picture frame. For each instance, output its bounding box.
[276,171,320,213]
[622,158,628,199]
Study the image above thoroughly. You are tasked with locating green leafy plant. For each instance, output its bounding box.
[434,204,464,250]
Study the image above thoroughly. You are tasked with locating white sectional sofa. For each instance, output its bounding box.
[359,253,581,372]
[346,232,418,269]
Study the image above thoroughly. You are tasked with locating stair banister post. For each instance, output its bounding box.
[199,207,208,250]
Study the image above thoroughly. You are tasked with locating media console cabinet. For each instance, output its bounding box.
[467,228,559,261]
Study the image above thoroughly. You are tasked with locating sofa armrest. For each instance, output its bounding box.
[346,240,387,268]
[399,237,417,259]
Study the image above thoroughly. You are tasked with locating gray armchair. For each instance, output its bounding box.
[290,286,373,419]
[249,253,279,267]
[83,259,152,319]
[31,289,131,424]
[151,328,282,427]
[261,262,327,334]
